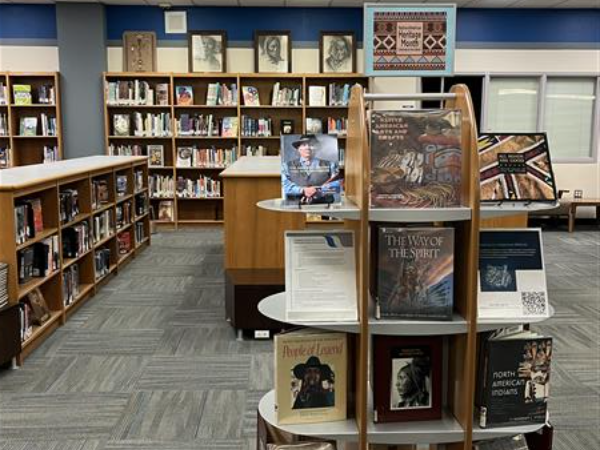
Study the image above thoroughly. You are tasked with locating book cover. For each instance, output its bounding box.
[375,227,454,321]
[477,332,552,428]
[274,330,347,425]
[242,86,260,106]
[13,85,32,105]
[176,86,194,106]
[370,110,462,208]
[478,229,549,320]
[158,201,174,221]
[305,118,323,135]
[221,117,239,138]
[177,147,193,168]
[281,134,342,206]
[478,133,557,202]
[20,117,38,136]
[372,335,443,423]
[281,119,294,135]
[156,83,170,105]
[113,114,130,136]
[148,145,164,167]
[308,86,327,107]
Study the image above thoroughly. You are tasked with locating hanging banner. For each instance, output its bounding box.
[364,3,456,77]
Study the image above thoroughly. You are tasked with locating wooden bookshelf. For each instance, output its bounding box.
[0,156,151,364]
[103,72,368,228]
[0,72,63,168]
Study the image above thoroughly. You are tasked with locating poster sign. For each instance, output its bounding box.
[364,3,456,77]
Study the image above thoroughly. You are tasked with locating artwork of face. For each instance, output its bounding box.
[192,34,223,72]
[257,34,289,73]
[390,355,432,411]
[323,35,353,73]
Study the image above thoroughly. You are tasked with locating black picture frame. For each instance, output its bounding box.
[320,31,357,74]
[188,30,227,73]
[254,30,292,74]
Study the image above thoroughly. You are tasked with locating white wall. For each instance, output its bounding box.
[0,46,59,71]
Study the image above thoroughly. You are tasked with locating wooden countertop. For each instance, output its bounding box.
[0,156,147,191]
[220,156,281,178]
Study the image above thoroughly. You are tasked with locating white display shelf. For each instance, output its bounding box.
[472,422,545,441]
[258,292,469,335]
[477,304,555,333]
[258,390,359,441]
[256,198,360,220]
[481,201,560,219]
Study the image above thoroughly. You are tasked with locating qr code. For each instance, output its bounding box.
[521,292,547,315]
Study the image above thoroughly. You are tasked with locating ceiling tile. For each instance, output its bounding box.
[101,0,147,4]
[238,0,285,5]
[191,0,240,5]
[329,0,364,5]
[509,0,564,6]
[145,0,194,5]
[286,0,329,6]
[463,0,521,7]
[7,0,54,3]
[425,0,472,5]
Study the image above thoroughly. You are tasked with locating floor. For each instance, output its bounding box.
[0,228,598,450]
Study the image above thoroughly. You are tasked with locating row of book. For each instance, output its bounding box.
[15,198,43,245]
[18,235,60,284]
[93,210,113,242]
[206,83,237,106]
[243,145,267,157]
[0,83,7,105]
[118,230,133,255]
[62,222,91,259]
[92,178,111,209]
[135,222,145,245]
[95,248,112,280]
[116,174,129,197]
[106,80,169,106]
[241,116,273,137]
[135,192,148,217]
[112,113,172,137]
[271,83,301,107]
[0,113,7,135]
[63,264,81,307]
[307,84,352,107]
[13,84,55,105]
[175,146,237,168]
[134,170,145,193]
[176,175,222,199]
[0,147,10,169]
[116,201,132,229]
[109,143,144,157]
[59,189,79,224]
[19,115,57,136]
[149,174,175,198]
[0,262,7,309]
[176,114,238,137]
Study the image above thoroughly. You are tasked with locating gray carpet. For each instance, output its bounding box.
[0,228,597,450]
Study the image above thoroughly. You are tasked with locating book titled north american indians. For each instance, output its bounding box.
[370,110,462,208]
[274,329,347,425]
[372,335,442,423]
[478,133,557,202]
[374,227,454,321]
[478,229,549,320]
[285,230,357,322]
[476,329,552,429]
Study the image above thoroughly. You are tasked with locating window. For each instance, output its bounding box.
[544,78,596,160]
[487,78,539,132]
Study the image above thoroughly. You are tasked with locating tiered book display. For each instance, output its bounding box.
[255,85,554,450]
[0,72,63,168]
[103,73,367,228]
[0,156,150,364]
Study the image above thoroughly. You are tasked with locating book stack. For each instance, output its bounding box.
[0,113,8,135]
[95,248,111,280]
[326,117,348,136]
[149,174,174,198]
[0,262,8,309]
[116,201,132,229]
[17,236,59,283]
[176,175,221,199]
[59,189,79,224]
[93,210,113,242]
[118,231,132,255]
[38,84,55,104]
[14,198,43,245]
[0,147,11,169]
[134,170,144,192]
[206,82,237,106]
[13,85,32,105]
[43,145,59,163]
[109,144,144,157]
[92,179,110,209]
[271,83,301,106]
[241,116,273,137]
[243,145,266,157]
[135,193,148,217]
[105,80,169,106]
[116,175,128,197]
[176,146,237,168]
[62,264,80,307]
[62,222,91,259]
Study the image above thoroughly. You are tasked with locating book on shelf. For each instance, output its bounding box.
[20,117,38,136]
[372,335,443,423]
[116,201,132,228]
[18,235,60,283]
[135,192,148,216]
[39,114,57,136]
[0,262,9,309]
[473,434,530,450]
[14,198,44,245]
[221,117,239,138]
[93,210,113,242]
[177,147,193,168]
[106,79,165,106]
[13,84,32,105]
[305,118,323,134]
[19,300,34,342]
[476,328,552,429]
[132,112,171,137]
[281,119,294,135]
[95,248,111,279]
[326,117,347,136]
[26,287,51,325]
[63,265,81,307]
[156,83,169,106]
[176,86,194,106]
[38,84,55,105]
[285,230,357,322]
[113,114,130,136]
[59,189,80,224]
[370,110,462,208]
[206,82,238,106]
[308,86,327,107]
[158,200,174,221]
[62,221,91,259]
[0,113,8,135]
[148,145,165,167]
[109,144,144,157]
[0,147,11,169]
[149,174,175,198]
[241,116,273,137]
[135,222,145,245]
[281,134,342,207]
[243,145,266,157]
[374,227,454,321]
[274,329,348,425]
[134,170,145,192]
[0,82,7,105]
[271,82,301,107]
[92,179,110,209]
[116,175,128,197]
[242,86,260,106]
[478,133,557,202]
[118,230,132,255]
[478,229,549,320]
[328,83,351,107]
[43,145,59,163]
[176,175,222,199]
[177,146,237,168]
[176,113,220,137]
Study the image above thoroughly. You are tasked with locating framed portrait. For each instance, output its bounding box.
[188,30,227,73]
[364,4,456,76]
[255,31,291,74]
[320,32,356,73]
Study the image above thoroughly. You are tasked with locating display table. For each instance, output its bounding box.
[221,157,304,336]
[567,198,600,232]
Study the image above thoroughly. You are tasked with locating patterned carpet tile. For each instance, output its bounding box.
[54,330,164,356]
[102,439,250,450]
[0,441,104,450]
[82,307,176,331]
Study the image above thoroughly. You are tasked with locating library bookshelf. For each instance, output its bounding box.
[0,72,63,168]
[103,72,367,228]
[254,85,550,449]
[0,156,150,364]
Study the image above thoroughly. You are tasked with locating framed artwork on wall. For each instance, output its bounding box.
[320,31,357,74]
[123,31,157,73]
[255,31,292,73]
[188,30,227,73]
[363,4,456,77]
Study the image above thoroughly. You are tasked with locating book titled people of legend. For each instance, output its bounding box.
[477,329,552,428]
[281,134,342,207]
[478,229,549,320]
[375,227,454,321]
[370,110,462,208]
[274,330,347,425]
[285,231,357,322]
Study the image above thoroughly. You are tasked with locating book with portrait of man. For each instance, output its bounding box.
[372,335,442,423]
[280,134,343,207]
[274,329,347,425]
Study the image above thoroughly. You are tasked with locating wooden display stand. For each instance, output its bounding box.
[0,156,151,364]
[103,72,367,228]
[0,72,63,168]
[254,85,548,449]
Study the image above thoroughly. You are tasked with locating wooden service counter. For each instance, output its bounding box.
[221,157,304,337]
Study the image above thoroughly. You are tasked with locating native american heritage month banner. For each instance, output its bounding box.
[364,4,456,76]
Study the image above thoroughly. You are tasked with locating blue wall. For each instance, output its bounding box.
[1,4,599,48]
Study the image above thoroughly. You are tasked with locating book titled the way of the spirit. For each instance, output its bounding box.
[274,330,347,425]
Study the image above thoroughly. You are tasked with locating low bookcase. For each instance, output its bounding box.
[0,156,150,364]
